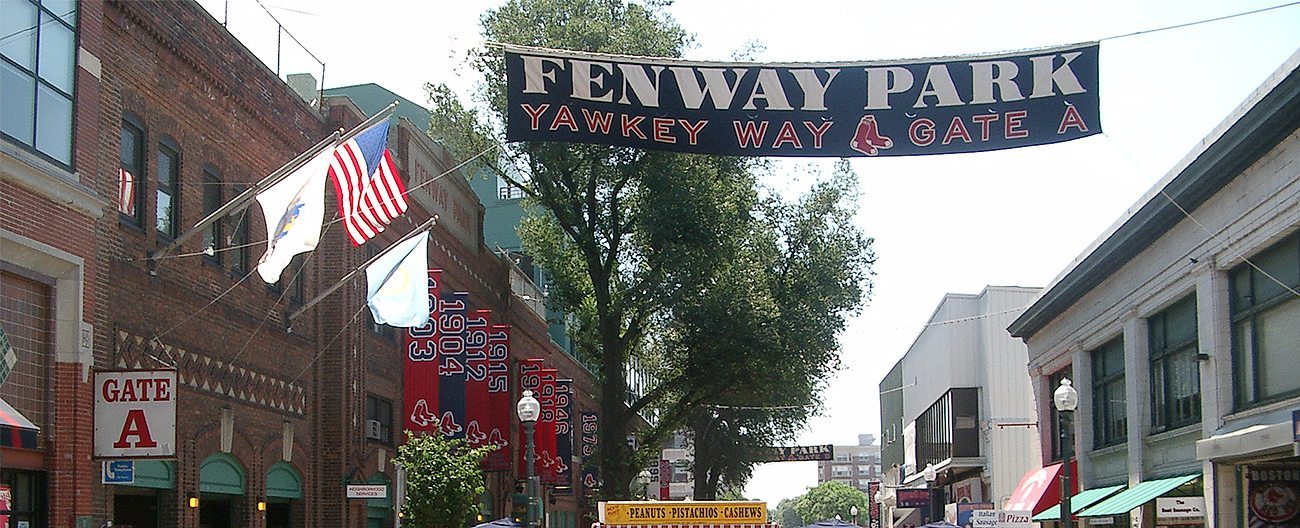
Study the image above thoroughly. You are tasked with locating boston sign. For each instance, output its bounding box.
[505,43,1099,157]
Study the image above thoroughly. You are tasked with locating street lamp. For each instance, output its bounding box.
[922,464,938,524]
[850,505,859,526]
[517,390,541,528]
[1054,378,1079,528]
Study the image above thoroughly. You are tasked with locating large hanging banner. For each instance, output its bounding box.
[580,411,599,495]
[484,323,512,470]
[538,367,559,485]
[404,269,443,435]
[553,378,574,493]
[518,358,545,481]
[437,291,470,439]
[505,43,1099,157]
[464,309,492,448]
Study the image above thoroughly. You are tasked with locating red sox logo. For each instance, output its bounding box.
[850,115,893,156]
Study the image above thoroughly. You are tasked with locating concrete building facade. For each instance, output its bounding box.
[1008,49,1300,528]
[817,434,882,495]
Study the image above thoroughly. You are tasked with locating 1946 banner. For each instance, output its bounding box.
[505,43,1099,157]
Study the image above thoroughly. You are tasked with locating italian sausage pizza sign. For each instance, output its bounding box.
[505,42,1100,157]
[94,370,177,458]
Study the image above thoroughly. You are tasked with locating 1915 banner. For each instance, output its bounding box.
[505,43,1099,157]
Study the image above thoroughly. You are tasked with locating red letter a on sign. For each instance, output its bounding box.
[114,409,158,448]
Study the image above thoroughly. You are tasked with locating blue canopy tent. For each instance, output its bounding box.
[799,519,860,528]
[473,518,528,528]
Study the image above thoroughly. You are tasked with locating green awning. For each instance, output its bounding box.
[1078,474,1200,517]
[1032,485,1125,521]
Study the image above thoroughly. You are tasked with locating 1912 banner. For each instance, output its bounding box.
[505,43,1099,157]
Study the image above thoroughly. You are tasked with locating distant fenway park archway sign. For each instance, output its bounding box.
[504,42,1100,157]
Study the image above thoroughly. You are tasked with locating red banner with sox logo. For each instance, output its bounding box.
[505,42,1099,157]
[518,359,545,480]
[464,309,492,447]
[483,323,512,470]
[538,367,559,485]
[404,269,443,436]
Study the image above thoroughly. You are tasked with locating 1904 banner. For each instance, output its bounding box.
[505,43,1099,157]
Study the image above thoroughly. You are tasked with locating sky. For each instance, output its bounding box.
[200,0,1300,508]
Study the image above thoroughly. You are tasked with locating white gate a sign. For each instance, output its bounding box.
[94,370,177,458]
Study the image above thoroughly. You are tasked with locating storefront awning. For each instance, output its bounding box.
[0,397,39,449]
[1005,462,1074,514]
[1032,485,1125,521]
[1078,473,1200,517]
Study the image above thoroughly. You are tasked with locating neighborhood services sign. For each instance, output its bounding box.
[94,370,177,458]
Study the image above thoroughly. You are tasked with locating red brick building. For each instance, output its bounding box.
[0,1,598,527]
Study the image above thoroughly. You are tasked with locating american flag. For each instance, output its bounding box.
[327,120,409,245]
[118,168,135,216]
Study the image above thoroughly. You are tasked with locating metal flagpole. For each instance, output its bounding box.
[285,215,437,328]
[149,100,398,267]
[148,131,340,265]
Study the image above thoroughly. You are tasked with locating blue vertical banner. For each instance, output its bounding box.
[437,291,469,439]
[580,411,599,496]
[554,378,574,493]
[505,42,1100,157]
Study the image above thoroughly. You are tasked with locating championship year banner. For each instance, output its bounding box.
[437,291,470,439]
[554,378,574,492]
[404,270,443,436]
[505,43,1100,157]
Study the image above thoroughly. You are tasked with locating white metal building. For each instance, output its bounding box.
[878,286,1043,525]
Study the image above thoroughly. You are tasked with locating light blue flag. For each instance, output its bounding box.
[365,232,431,327]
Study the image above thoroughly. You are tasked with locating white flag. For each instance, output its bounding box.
[365,232,430,327]
[255,148,333,283]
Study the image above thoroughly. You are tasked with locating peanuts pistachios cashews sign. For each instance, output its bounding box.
[601,501,768,525]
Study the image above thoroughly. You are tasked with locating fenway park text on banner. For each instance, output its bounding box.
[504,43,1100,157]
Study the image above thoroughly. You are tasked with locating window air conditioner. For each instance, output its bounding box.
[366,419,384,440]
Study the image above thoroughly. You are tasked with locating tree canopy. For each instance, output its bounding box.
[396,432,496,528]
[428,0,874,498]
[794,481,870,526]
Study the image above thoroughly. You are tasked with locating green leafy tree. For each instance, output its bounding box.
[396,432,496,528]
[775,497,805,528]
[669,163,874,499]
[794,482,869,525]
[428,0,765,498]
[429,0,874,499]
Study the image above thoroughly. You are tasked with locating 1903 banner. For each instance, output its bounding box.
[505,43,1099,157]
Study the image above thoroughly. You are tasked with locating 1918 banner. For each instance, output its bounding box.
[505,43,1099,157]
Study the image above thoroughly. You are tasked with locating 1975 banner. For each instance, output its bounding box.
[505,43,1099,157]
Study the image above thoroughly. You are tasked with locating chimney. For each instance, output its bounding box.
[287,73,318,107]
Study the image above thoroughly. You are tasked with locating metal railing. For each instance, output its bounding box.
[195,0,325,105]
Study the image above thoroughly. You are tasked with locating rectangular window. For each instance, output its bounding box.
[118,118,144,225]
[229,187,249,276]
[1230,234,1300,408]
[288,255,305,304]
[155,141,179,239]
[202,168,222,265]
[365,395,393,444]
[1149,295,1200,432]
[0,0,77,165]
[1091,338,1126,448]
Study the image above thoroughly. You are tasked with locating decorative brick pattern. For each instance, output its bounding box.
[114,328,306,415]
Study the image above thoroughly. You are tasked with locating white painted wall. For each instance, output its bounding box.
[897,286,1043,502]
